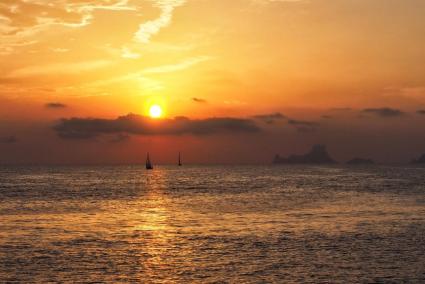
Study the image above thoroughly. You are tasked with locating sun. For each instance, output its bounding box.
[149,105,163,118]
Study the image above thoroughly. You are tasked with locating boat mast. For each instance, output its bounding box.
[146,152,153,170]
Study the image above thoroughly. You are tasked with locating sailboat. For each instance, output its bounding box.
[178,152,182,166]
[146,152,153,170]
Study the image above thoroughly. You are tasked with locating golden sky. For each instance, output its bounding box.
[1,0,425,164]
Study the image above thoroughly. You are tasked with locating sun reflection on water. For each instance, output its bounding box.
[134,168,176,277]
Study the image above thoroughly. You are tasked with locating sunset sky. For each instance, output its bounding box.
[1,0,425,164]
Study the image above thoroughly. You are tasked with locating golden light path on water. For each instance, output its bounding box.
[0,165,425,282]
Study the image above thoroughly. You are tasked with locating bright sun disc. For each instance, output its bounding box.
[149,105,162,118]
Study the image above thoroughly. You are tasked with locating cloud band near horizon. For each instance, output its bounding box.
[53,114,261,139]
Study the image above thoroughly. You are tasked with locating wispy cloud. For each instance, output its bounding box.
[362,108,405,118]
[0,40,39,56]
[76,71,164,95]
[51,48,70,53]
[45,102,67,109]
[142,56,211,74]
[0,0,137,55]
[252,113,286,124]
[192,97,208,103]
[121,46,141,59]
[134,0,186,44]
[7,60,112,78]
[74,55,209,96]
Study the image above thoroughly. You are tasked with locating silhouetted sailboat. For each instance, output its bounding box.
[146,152,153,170]
[178,152,182,166]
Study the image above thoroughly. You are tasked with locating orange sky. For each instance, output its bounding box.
[1,0,425,164]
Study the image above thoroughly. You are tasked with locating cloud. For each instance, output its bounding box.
[0,3,87,54]
[0,40,38,56]
[192,97,207,103]
[51,48,70,53]
[53,113,261,139]
[288,119,319,132]
[80,71,164,94]
[362,107,405,117]
[0,136,17,144]
[417,110,425,115]
[6,60,112,78]
[252,112,286,124]
[45,102,67,109]
[142,56,211,74]
[252,113,319,131]
[0,1,137,55]
[134,0,186,44]
[77,55,208,95]
[1,0,187,55]
[121,46,141,59]
[0,1,137,32]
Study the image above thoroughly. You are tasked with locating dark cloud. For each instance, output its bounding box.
[45,102,67,109]
[417,110,425,115]
[288,119,319,132]
[362,107,404,117]
[53,114,261,139]
[192,97,207,103]
[252,112,286,124]
[0,136,17,144]
[288,119,318,126]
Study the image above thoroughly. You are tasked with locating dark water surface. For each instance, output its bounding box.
[1,165,424,283]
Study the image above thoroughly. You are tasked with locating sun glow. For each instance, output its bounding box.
[149,105,163,118]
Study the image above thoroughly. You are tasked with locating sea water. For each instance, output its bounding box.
[1,165,424,283]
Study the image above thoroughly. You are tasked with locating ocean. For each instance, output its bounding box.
[1,165,424,283]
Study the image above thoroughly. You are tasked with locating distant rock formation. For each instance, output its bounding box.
[346,158,375,165]
[273,144,336,164]
[412,153,425,164]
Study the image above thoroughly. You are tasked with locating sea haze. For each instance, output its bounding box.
[0,165,424,283]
